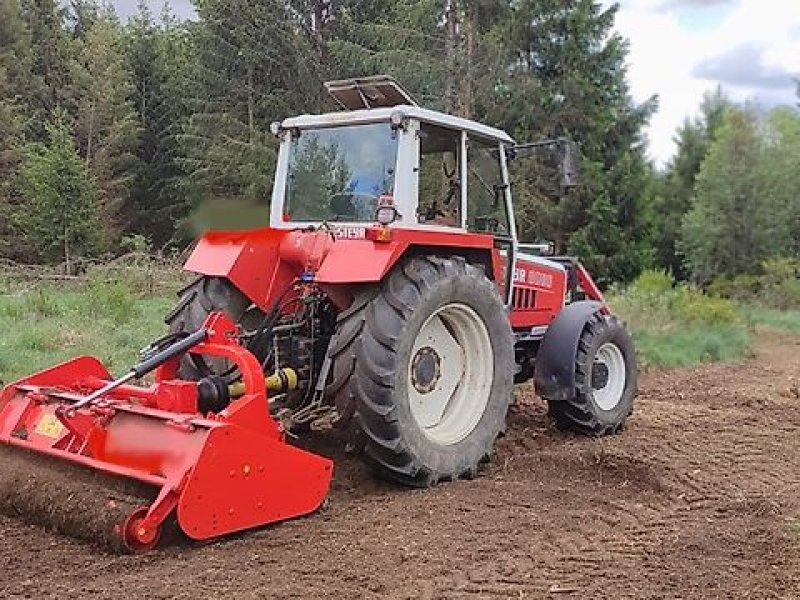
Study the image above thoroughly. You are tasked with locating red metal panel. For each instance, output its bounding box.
[316,227,499,284]
[315,239,406,283]
[509,257,567,330]
[184,228,298,311]
[177,426,332,540]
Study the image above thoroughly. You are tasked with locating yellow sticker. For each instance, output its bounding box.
[34,413,65,439]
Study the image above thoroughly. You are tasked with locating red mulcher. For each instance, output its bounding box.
[0,312,331,551]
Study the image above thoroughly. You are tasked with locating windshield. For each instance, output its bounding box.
[283,122,398,222]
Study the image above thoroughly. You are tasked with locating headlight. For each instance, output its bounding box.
[376,205,399,225]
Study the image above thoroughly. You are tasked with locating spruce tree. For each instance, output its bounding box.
[71,8,140,239]
[12,115,102,268]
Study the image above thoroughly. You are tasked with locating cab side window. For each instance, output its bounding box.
[466,139,511,236]
[417,124,462,227]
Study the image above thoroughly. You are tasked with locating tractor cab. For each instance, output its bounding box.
[269,76,516,242]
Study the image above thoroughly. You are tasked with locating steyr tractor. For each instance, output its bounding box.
[0,77,637,552]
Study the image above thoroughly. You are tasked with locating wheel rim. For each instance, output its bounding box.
[407,303,493,445]
[591,342,627,411]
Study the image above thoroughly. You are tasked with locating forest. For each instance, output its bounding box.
[0,0,797,290]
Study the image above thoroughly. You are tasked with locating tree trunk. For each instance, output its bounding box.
[312,0,331,69]
[462,3,476,119]
[444,0,460,116]
[247,65,254,144]
[85,101,95,167]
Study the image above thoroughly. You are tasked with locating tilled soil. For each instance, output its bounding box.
[1,334,799,599]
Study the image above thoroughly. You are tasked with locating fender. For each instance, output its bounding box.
[185,226,500,309]
[534,300,603,402]
[184,228,297,311]
[314,239,407,283]
[315,228,498,284]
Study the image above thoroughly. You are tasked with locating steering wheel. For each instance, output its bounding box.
[473,215,505,234]
[328,191,378,220]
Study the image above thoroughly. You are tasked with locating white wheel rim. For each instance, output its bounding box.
[407,303,493,445]
[592,342,627,411]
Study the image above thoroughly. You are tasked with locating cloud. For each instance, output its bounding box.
[693,42,797,91]
[656,0,733,10]
[603,0,800,164]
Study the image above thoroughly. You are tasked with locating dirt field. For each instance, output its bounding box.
[1,333,799,599]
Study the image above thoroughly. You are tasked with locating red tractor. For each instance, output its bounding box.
[0,77,637,551]
[167,76,638,480]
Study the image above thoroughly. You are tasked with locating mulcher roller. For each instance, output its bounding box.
[0,312,333,552]
[0,448,158,552]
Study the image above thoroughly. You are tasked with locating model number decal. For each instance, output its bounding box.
[513,267,554,289]
[331,225,366,239]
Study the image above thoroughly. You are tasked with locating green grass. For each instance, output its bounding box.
[608,270,800,369]
[742,307,800,332]
[608,270,752,369]
[0,268,796,383]
[631,326,753,368]
[0,281,173,384]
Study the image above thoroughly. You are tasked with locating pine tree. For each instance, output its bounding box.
[501,0,657,284]
[19,0,74,136]
[328,0,450,109]
[71,7,140,239]
[0,0,34,258]
[182,0,319,207]
[124,2,192,246]
[12,115,102,268]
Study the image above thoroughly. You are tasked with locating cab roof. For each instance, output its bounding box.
[280,105,515,145]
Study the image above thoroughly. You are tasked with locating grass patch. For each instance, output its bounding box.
[789,521,800,538]
[0,283,173,384]
[742,307,800,332]
[632,326,752,368]
[608,270,755,369]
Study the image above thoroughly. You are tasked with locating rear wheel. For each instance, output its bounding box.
[164,276,252,379]
[547,314,637,435]
[330,256,514,486]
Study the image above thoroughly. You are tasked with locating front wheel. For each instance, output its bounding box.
[547,314,637,435]
[332,256,514,487]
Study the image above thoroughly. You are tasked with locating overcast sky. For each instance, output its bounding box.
[115,0,799,165]
[601,0,799,164]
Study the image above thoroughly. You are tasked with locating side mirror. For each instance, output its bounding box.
[557,140,580,188]
[506,138,580,189]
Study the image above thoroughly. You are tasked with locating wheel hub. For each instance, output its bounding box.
[407,303,493,445]
[411,346,442,394]
[591,342,627,411]
[591,362,610,389]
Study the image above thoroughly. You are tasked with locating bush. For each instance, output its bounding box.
[706,274,760,303]
[608,269,748,368]
[670,287,738,325]
[707,258,800,310]
[629,269,674,296]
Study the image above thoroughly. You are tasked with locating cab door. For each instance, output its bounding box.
[464,137,517,306]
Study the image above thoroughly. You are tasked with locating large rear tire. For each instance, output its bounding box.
[546,313,637,435]
[330,256,514,487]
[163,276,252,379]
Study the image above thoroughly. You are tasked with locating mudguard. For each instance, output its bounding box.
[184,228,297,311]
[184,226,499,310]
[534,300,603,402]
[314,239,406,283]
